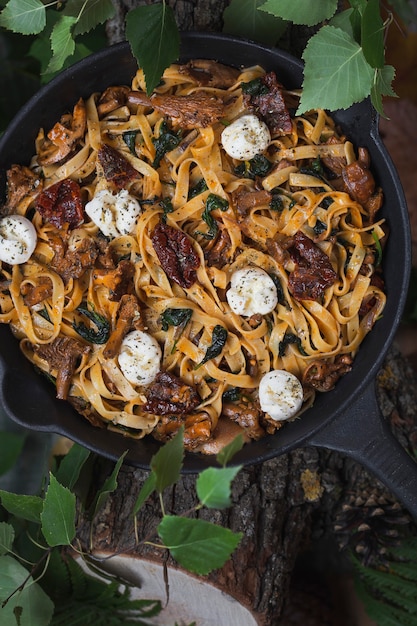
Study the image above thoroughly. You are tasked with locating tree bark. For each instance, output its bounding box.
[106,0,230,45]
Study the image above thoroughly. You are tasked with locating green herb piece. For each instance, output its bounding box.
[278,332,308,357]
[269,193,284,212]
[241,76,269,96]
[160,197,175,222]
[123,130,139,155]
[222,387,241,403]
[235,154,273,179]
[188,178,208,199]
[197,193,229,240]
[269,273,287,306]
[160,307,193,331]
[196,325,228,368]
[152,120,182,168]
[320,195,335,209]
[73,303,110,344]
[314,219,327,236]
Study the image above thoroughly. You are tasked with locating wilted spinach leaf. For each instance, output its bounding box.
[161,308,193,331]
[123,130,139,155]
[197,193,229,240]
[235,154,273,179]
[73,303,110,344]
[153,121,182,167]
[196,325,228,368]
[189,178,208,199]
[278,332,308,357]
[241,77,269,96]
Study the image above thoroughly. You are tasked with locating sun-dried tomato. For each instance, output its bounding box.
[151,221,200,289]
[288,231,337,301]
[97,144,139,189]
[36,179,84,229]
[143,371,201,415]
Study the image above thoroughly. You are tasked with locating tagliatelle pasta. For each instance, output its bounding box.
[0,60,386,452]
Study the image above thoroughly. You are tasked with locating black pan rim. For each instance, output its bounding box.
[0,32,411,472]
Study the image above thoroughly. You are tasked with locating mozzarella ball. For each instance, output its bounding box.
[259,370,304,421]
[226,266,278,316]
[85,189,141,238]
[221,114,271,160]
[0,215,37,264]
[118,330,162,386]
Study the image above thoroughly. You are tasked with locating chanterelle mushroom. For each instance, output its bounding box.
[37,98,87,166]
[128,90,225,129]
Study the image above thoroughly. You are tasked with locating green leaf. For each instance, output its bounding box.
[54,443,91,490]
[62,0,115,37]
[0,555,54,626]
[298,25,374,114]
[387,0,417,24]
[158,516,242,575]
[0,522,14,556]
[89,451,128,519]
[41,474,76,547]
[151,427,184,493]
[196,325,228,368]
[361,0,385,69]
[125,3,180,95]
[0,0,46,35]
[223,0,286,46]
[132,472,157,515]
[329,8,355,38]
[371,65,397,116]
[0,431,25,476]
[196,466,242,509]
[259,0,338,26]
[216,434,245,467]
[46,15,77,74]
[0,490,43,523]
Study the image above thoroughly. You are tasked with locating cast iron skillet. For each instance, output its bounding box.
[0,32,416,515]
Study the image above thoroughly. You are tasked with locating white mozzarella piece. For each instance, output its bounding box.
[226,266,278,316]
[221,114,271,160]
[118,330,162,386]
[85,189,141,238]
[0,215,37,265]
[259,370,303,421]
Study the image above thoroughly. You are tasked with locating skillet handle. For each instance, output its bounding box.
[305,383,417,519]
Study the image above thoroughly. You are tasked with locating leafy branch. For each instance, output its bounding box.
[1,0,416,115]
[0,429,243,624]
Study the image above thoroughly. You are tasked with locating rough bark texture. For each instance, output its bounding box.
[106,0,230,45]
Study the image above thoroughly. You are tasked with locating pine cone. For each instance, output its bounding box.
[333,489,411,567]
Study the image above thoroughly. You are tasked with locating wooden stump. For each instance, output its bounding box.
[76,345,417,625]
